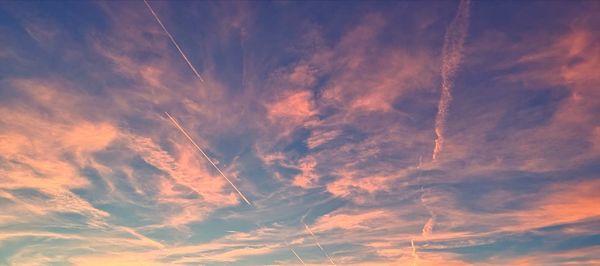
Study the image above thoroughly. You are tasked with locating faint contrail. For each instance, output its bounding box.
[420,186,436,238]
[304,223,336,265]
[411,239,420,266]
[290,248,306,265]
[285,241,307,266]
[143,0,206,83]
[165,112,252,206]
[432,0,471,161]
[421,216,435,237]
[118,226,165,249]
[414,157,435,237]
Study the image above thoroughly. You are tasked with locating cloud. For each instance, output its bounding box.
[313,210,388,231]
[292,156,320,188]
[326,173,391,201]
[1,1,599,265]
[268,90,316,122]
[0,81,118,226]
[515,178,600,230]
[127,134,239,224]
[306,129,341,149]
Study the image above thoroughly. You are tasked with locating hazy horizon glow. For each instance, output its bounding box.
[1,1,599,265]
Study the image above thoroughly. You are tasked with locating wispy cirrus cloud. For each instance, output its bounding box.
[0,1,599,265]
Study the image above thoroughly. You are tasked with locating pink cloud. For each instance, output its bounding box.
[313,210,389,231]
[306,129,341,149]
[292,156,319,188]
[128,135,239,225]
[268,90,316,121]
[326,173,392,202]
[516,178,600,229]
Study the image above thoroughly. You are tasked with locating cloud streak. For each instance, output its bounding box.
[143,0,206,83]
[1,1,599,265]
[165,112,252,206]
[304,223,337,265]
[433,0,471,161]
[289,246,307,265]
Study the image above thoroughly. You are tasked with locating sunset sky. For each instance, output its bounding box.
[1,0,599,265]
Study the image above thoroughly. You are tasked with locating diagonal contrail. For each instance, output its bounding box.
[288,245,307,265]
[304,223,336,265]
[432,0,471,161]
[165,112,252,206]
[143,0,206,83]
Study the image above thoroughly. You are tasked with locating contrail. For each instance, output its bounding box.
[118,226,165,249]
[414,157,435,237]
[432,0,471,161]
[286,242,307,266]
[411,239,420,266]
[165,112,252,206]
[421,216,435,237]
[420,186,436,238]
[143,0,206,83]
[412,157,428,266]
[304,223,336,265]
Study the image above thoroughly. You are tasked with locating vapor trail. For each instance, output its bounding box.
[289,247,307,265]
[412,158,426,266]
[304,223,336,265]
[143,0,206,83]
[421,216,435,237]
[411,239,420,266]
[165,112,252,206]
[420,186,436,238]
[432,0,471,161]
[414,157,436,237]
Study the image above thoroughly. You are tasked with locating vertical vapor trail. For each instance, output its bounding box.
[143,0,206,83]
[420,186,436,238]
[304,223,336,265]
[411,239,420,266]
[165,112,252,206]
[414,156,435,238]
[432,0,471,161]
[411,157,425,266]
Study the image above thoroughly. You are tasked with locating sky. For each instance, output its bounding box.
[0,0,599,265]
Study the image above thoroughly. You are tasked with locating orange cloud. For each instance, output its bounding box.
[516,178,600,229]
[0,80,119,225]
[313,210,389,231]
[306,129,341,149]
[128,135,239,225]
[292,156,319,188]
[326,173,391,202]
[268,90,316,121]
